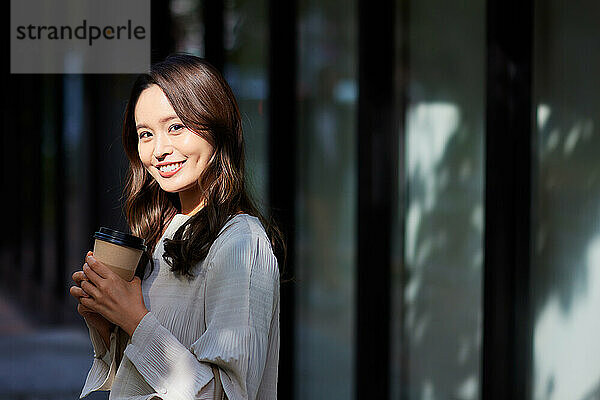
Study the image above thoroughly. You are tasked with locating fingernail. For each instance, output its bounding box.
[89,255,96,263]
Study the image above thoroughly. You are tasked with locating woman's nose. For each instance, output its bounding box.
[153,135,173,158]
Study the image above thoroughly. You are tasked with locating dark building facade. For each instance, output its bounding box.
[2,0,600,399]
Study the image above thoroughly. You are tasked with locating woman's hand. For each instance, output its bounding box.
[70,260,114,347]
[76,251,149,337]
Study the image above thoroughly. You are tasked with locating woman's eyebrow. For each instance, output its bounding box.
[136,115,179,130]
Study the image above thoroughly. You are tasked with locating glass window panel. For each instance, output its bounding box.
[391,1,485,399]
[41,77,58,290]
[532,1,600,399]
[224,0,269,213]
[64,75,90,292]
[295,1,357,399]
[170,0,204,56]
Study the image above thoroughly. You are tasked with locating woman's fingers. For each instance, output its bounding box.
[78,303,94,313]
[77,303,97,316]
[80,279,101,299]
[79,295,98,311]
[72,270,88,285]
[69,285,90,299]
[82,262,103,286]
[86,254,114,279]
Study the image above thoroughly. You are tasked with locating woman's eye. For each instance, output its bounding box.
[170,124,185,132]
[138,131,151,139]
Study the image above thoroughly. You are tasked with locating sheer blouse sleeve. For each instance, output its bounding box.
[80,322,122,397]
[122,232,279,400]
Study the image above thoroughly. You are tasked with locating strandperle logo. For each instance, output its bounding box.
[15,19,146,47]
[11,0,150,74]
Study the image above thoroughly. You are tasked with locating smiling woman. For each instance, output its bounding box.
[135,84,215,215]
[68,53,285,400]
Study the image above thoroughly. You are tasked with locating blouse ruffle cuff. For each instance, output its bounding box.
[124,311,215,400]
[80,323,120,398]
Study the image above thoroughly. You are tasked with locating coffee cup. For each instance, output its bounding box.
[92,227,147,281]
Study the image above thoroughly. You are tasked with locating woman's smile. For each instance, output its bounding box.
[156,160,186,177]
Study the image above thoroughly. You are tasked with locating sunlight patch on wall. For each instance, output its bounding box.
[534,235,600,400]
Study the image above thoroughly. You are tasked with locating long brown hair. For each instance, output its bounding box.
[121,53,286,280]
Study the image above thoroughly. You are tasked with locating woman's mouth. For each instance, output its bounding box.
[157,161,185,178]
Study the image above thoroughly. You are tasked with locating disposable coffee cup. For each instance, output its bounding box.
[92,228,147,281]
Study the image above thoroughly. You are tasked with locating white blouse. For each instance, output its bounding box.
[80,213,280,400]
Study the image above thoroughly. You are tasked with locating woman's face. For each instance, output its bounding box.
[135,84,214,195]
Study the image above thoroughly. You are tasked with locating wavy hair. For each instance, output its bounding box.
[121,53,286,280]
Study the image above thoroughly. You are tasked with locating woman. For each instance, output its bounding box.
[69,53,285,400]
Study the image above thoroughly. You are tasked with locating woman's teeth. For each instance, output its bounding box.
[159,162,183,172]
